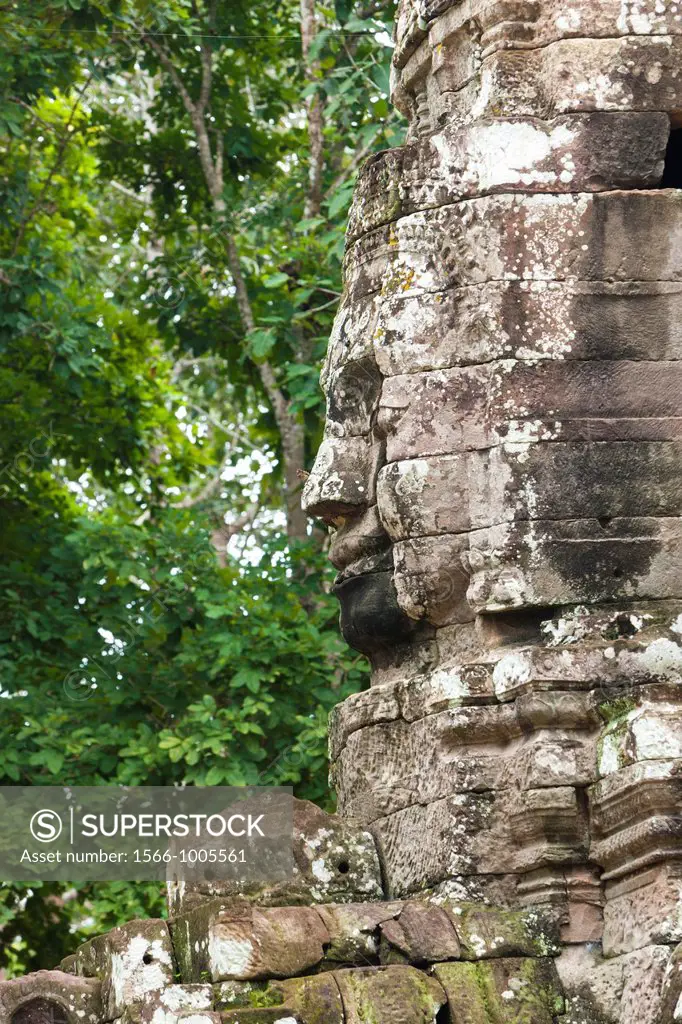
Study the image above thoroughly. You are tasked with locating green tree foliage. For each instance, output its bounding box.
[0,0,403,975]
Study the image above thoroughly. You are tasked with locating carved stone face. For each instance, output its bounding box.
[301,277,473,659]
[302,0,682,668]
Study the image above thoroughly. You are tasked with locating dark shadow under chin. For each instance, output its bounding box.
[333,569,421,657]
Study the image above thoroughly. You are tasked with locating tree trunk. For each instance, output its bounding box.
[223,234,309,543]
[300,0,325,220]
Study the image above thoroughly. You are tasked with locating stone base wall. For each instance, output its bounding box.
[4,897,681,1023]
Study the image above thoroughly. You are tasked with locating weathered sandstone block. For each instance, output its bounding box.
[516,866,604,946]
[368,783,590,896]
[393,533,473,625]
[370,793,498,895]
[270,973,344,1024]
[301,437,383,514]
[394,0,682,69]
[328,505,387,569]
[452,904,561,961]
[328,681,401,760]
[333,965,446,1024]
[659,940,682,1023]
[115,985,213,1024]
[488,623,682,701]
[378,901,461,963]
[379,361,682,463]
[597,704,682,779]
[378,443,682,543]
[427,37,682,128]
[507,786,590,875]
[315,901,404,963]
[398,658,496,717]
[348,114,669,242]
[433,957,564,1022]
[589,759,682,939]
[66,921,175,1022]
[345,192,682,303]
[174,902,332,983]
[602,862,682,956]
[334,704,597,821]
[466,518,682,613]
[320,296,378,392]
[556,942,670,1024]
[372,280,682,376]
[167,800,383,918]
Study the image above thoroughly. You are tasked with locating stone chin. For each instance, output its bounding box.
[333,569,421,657]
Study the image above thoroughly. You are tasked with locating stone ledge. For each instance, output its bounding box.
[393,0,682,76]
[3,949,568,1023]
[330,613,682,758]
[171,896,557,984]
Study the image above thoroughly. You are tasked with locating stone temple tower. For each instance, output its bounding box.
[5,2,682,1022]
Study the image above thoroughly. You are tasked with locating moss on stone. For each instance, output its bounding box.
[334,965,445,1023]
[171,900,229,984]
[598,696,637,724]
[271,973,344,1024]
[213,980,282,1010]
[448,903,560,961]
[247,986,284,1008]
[435,957,564,1023]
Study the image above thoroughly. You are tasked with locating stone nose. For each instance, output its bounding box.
[301,436,385,523]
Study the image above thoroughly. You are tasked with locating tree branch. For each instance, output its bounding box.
[184,400,259,452]
[141,33,196,118]
[293,294,340,319]
[222,236,290,427]
[215,131,224,190]
[171,354,223,380]
[173,447,231,508]
[197,19,214,116]
[9,97,67,138]
[139,28,221,215]
[211,503,259,566]
[110,180,150,204]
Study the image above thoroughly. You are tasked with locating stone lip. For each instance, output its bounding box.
[333,569,422,656]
